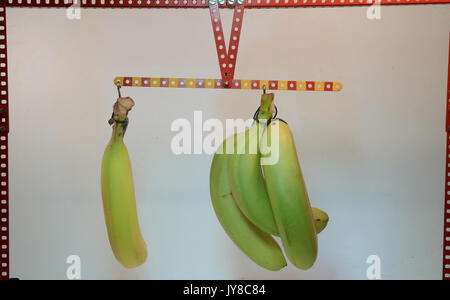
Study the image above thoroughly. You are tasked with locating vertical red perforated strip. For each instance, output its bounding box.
[444,32,450,281]
[0,2,8,281]
[209,3,245,87]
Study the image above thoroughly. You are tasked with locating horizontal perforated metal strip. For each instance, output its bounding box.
[115,76,343,91]
[5,0,450,8]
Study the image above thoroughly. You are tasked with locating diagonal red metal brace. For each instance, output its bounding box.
[209,2,245,88]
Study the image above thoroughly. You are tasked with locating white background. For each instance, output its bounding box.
[6,5,450,279]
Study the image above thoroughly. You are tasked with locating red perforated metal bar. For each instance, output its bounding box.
[0,2,9,281]
[209,3,245,87]
[444,32,450,281]
[4,0,450,8]
[209,3,228,85]
[226,5,244,84]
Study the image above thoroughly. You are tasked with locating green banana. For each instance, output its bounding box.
[101,98,148,269]
[227,121,279,236]
[227,93,278,236]
[260,119,318,270]
[210,136,287,271]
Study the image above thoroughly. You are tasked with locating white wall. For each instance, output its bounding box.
[6,5,450,279]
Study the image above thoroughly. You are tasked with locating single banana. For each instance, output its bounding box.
[227,121,279,236]
[227,93,278,236]
[101,97,148,269]
[210,136,287,271]
[260,119,318,270]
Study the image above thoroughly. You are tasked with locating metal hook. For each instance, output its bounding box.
[116,80,122,98]
[253,105,278,123]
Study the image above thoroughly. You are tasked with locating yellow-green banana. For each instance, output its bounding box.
[227,121,279,236]
[260,119,318,270]
[210,136,287,271]
[101,98,147,269]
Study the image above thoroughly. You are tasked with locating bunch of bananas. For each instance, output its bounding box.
[101,97,148,269]
[210,93,329,271]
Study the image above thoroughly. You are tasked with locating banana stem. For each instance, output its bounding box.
[257,93,275,122]
[109,97,135,138]
[114,97,135,120]
[111,122,126,141]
